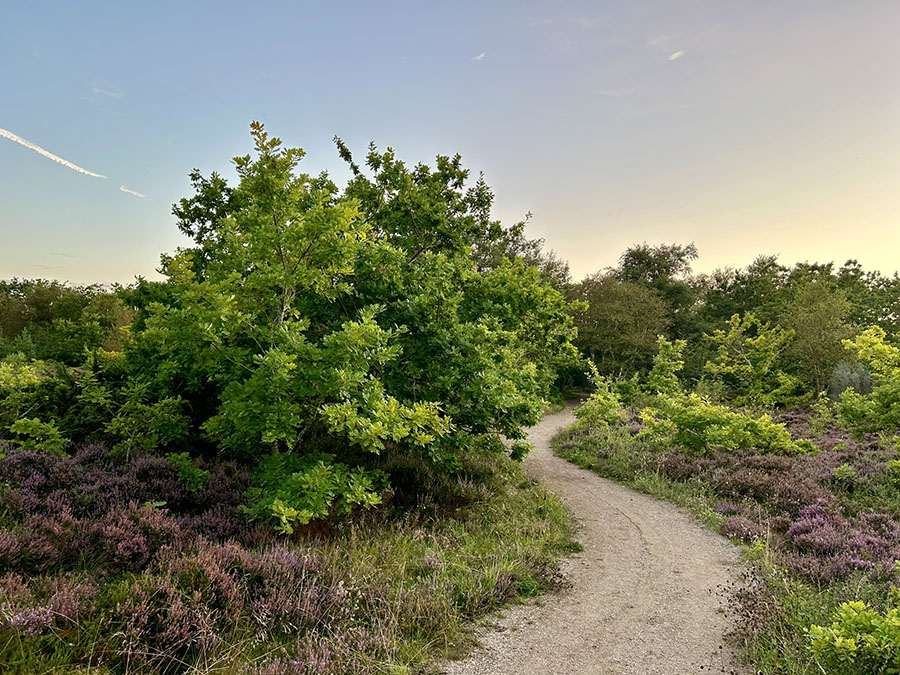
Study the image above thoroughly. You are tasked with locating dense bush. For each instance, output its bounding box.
[106,125,578,528]
[0,125,579,533]
[572,364,625,431]
[703,313,807,407]
[0,280,132,365]
[639,393,816,455]
[834,328,900,435]
[809,596,900,674]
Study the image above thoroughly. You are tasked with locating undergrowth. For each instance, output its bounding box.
[0,439,576,674]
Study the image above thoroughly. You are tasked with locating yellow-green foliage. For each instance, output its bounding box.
[646,335,686,395]
[639,392,816,455]
[809,596,900,674]
[704,312,807,407]
[836,327,900,434]
[573,363,626,430]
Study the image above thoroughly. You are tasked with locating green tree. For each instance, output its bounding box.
[781,282,853,391]
[569,274,669,376]
[704,313,806,407]
[120,123,578,528]
[615,242,698,335]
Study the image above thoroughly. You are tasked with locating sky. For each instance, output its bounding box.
[1,1,898,284]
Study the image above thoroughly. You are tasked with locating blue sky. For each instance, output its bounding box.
[1,1,898,283]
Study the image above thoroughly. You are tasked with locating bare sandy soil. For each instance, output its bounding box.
[443,406,746,675]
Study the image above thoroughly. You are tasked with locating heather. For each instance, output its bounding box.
[0,437,575,673]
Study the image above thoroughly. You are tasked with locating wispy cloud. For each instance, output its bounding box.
[0,128,106,178]
[473,52,485,61]
[118,185,146,198]
[90,84,123,98]
[668,50,685,61]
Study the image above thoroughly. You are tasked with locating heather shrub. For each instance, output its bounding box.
[784,503,900,581]
[722,515,766,542]
[95,502,182,571]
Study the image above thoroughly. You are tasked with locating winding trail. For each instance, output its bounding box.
[444,406,745,675]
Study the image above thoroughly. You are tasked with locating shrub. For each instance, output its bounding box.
[828,361,873,400]
[6,418,67,454]
[704,312,807,407]
[639,393,816,455]
[809,595,900,674]
[835,328,900,435]
[166,451,210,492]
[645,336,686,395]
[572,363,625,431]
[244,452,389,534]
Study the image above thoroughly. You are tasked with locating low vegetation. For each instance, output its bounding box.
[558,318,900,673]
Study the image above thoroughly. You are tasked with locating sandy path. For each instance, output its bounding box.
[443,407,745,675]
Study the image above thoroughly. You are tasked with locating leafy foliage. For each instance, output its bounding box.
[809,595,900,674]
[166,451,210,492]
[639,393,816,455]
[6,417,67,454]
[704,312,807,407]
[110,124,577,525]
[244,452,388,534]
[782,282,853,392]
[646,336,686,395]
[569,274,668,375]
[572,363,626,431]
[835,328,900,435]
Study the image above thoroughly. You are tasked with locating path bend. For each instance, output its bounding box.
[443,406,745,675]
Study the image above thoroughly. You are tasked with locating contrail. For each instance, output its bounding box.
[0,127,106,178]
[119,185,145,198]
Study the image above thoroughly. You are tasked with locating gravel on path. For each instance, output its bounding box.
[442,406,746,675]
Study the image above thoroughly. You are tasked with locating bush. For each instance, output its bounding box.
[572,364,625,431]
[645,336,686,395]
[834,328,900,435]
[809,595,900,674]
[704,312,807,407]
[639,393,816,455]
[243,452,389,534]
[6,418,67,455]
[828,361,873,401]
[111,124,578,527]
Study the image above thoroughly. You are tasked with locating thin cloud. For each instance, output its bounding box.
[0,128,106,178]
[473,52,485,61]
[668,50,685,61]
[119,185,146,198]
[90,85,123,98]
